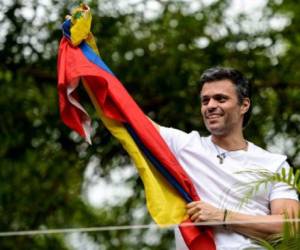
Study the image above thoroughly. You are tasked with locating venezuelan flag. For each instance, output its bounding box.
[57,4,215,250]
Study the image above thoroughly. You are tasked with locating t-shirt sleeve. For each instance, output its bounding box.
[159,126,190,156]
[269,161,299,201]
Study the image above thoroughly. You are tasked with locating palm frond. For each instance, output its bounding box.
[251,210,300,250]
[235,167,300,208]
[235,168,300,250]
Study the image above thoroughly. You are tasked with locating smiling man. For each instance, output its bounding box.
[156,67,299,249]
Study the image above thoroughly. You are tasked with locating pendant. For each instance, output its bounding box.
[217,153,226,164]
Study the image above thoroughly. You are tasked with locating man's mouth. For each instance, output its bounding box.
[206,114,222,119]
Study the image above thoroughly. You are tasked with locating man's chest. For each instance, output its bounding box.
[176,146,272,210]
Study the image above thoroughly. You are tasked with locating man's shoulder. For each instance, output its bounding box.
[249,141,286,158]
[248,141,287,172]
[159,126,199,138]
[159,126,206,146]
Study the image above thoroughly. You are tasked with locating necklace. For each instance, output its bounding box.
[213,143,227,164]
[212,140,248,164]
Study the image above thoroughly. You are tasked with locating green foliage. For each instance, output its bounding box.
[1,0,300,249]
[272,167,300,191]
[236,167,300,250]
[237,167,300,202]
[253,211,300,250]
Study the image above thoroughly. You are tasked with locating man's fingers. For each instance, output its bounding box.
[190,211,202,221]
[186,201,203,208]
[187,205,201,216]
[186,201,197,208]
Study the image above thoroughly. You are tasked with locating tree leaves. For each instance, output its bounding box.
[1,0,300,249]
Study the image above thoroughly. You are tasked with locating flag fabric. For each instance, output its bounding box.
[57,4,215,250]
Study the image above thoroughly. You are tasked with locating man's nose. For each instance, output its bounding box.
[207,98,218,110]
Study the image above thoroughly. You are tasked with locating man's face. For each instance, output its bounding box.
[200,79,249,136]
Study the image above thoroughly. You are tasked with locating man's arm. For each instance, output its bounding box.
[187,199,299,239]
[225,199,299,238]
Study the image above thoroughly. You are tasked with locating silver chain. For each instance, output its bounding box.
[212,140,248,164]
[212,143,227,164]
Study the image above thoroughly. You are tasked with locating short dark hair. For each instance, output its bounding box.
[199,66,252,127]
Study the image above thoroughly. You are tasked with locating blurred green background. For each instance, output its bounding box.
[1,0,300,249]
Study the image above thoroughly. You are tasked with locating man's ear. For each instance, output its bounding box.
[241,98,250,115]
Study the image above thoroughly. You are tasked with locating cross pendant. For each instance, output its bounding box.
[217,155,223,164]
[217,153,226,164]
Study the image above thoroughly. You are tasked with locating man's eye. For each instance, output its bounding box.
[201,98,209,105]
[215,96,227,102]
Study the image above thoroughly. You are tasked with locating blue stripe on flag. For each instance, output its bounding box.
[80,42,115,76]
[62,20,114,76]
[124,123,193,203]
[62,19,71,40]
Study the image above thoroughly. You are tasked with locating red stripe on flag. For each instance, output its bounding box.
[57,37,216,250]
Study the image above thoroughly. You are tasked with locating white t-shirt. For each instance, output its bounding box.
[159,126,299,250]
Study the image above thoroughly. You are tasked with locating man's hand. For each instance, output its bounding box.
[187,201,224,223]
[187,199,299,239]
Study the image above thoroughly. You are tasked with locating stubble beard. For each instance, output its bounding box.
[204,116,230,137]
[206,124,228,136]
[203,112,224,135]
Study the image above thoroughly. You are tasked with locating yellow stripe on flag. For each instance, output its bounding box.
[83,80,188,225]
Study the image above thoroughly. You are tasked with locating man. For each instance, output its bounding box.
[155,67,299,249]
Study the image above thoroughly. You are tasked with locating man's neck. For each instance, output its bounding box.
[211,133,247,151]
